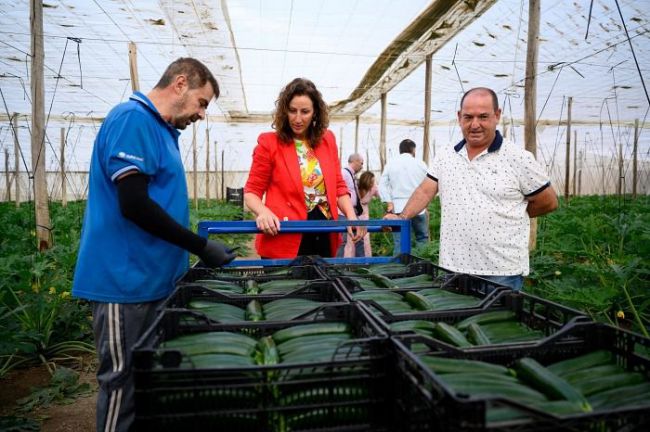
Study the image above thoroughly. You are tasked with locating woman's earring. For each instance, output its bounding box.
[312,120,316,127]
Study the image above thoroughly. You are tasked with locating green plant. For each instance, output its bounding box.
[15,366,92,412]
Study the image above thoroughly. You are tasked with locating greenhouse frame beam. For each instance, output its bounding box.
[1,113,647,129]
[329,0,497,117]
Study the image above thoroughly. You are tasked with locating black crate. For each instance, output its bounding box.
[341,273,508,320]
[392,322,650,431]
[320,253,437,278]
[337,267,507,296]
[371,291,590,348]
[133,304,392,431]
[180,263,328,287]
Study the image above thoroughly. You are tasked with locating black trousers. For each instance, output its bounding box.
[297,207,331,257]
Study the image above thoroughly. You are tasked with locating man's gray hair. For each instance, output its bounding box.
[348,153,363,163]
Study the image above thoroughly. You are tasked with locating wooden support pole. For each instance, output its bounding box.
[192,122,198,209]
[13,114,20,207]
[30,0,51,250]
[572,130,577,197]
[577,150,583,196]
[4,149,10,202]
[214,140,219,200]
[60,127,67,207]
[379,93,387,171]
[632,119,639,198]
[205,128,210,202]
[423,54,432,165]
[366,148,370,172]
[564,96,572,203]
[339,126,344,162]
[617,134,624,196]
[221,150,224,201]
[524,0,540,250]
[354,115,360,154]
[128,41,140,92]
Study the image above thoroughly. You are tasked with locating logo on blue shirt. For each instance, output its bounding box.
[117,151,144,162]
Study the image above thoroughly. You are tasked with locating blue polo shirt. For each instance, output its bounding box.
[72,92,190,303]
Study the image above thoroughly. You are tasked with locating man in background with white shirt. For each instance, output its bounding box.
[379,139,430,255]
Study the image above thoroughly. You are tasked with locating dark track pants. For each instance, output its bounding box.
[92,299,163,432]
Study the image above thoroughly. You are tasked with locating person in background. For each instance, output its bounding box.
[344,170,381,257]
[379,138,430,254]
[386,87,558,290]
[72,58,236,432]
[337,153,365,257]
[244,77,365,258]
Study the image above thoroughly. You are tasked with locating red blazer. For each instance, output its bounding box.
[244,129,349,258]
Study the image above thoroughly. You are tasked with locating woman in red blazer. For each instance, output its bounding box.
[244,78,364,258]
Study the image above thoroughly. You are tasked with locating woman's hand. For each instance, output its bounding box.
[255,207,281,235]
[346,217,367,242]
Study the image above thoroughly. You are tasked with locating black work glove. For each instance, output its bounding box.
[198,240,237,268]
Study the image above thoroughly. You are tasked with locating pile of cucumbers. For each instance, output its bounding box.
[389,310,546,347]
[160,322,359,368]
[192,278,314,295]
[159,321,371,430]
[352,287,485,316]
[185,298,327,323]
[418,350,650,425]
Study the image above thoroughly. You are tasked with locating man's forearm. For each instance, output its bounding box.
[398,180,437,219]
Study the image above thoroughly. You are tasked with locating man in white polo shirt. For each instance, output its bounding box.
[386,87,558,290]
[379,139,430,255]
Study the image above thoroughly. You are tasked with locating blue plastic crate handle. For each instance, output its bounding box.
[197,219,412,265]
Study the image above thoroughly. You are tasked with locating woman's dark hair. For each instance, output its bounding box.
[273,78,329,146]
[358,171,375,199]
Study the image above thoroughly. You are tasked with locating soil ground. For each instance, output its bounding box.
[0,354,97,432]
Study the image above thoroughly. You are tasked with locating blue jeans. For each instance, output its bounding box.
[477,274,525,291]
[393,212,429,255]
[336,214,365,257]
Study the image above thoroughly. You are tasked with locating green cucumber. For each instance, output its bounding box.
[245,279,260,295]
[419,355,515,376]
[391,273,433,287]
[445,380,548,403]
[404,291,433,310]
[588,382,650,409]
[562,364,623,384]
[162,331,257,351]
[389,320,437,334]
[548,350,613,377]
[432,322,472,347]
[456,310,517,331]
[187,353,255,368]
[467,323,491,345]
[487,400,586,423]
[573,372,645,397]
[272,322,350,344]
[515,357,591,412]
[245,299,264,321]
[257,336,279,365]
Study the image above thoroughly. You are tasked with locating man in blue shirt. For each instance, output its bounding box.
[72,57,235,432]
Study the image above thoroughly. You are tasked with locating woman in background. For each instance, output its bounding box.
[244,78,364,258]
[344,171,380,257]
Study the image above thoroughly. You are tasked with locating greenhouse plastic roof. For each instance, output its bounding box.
[0,0,649,179]
[0,0,648,124]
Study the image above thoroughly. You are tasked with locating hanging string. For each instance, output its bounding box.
[68,37,83,89]
[614,0,650,108]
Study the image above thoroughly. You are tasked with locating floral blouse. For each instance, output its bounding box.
[295,139,331,219]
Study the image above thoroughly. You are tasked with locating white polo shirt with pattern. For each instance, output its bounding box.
[428,130,551,276]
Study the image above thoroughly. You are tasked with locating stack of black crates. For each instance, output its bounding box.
[133,254,650,431]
